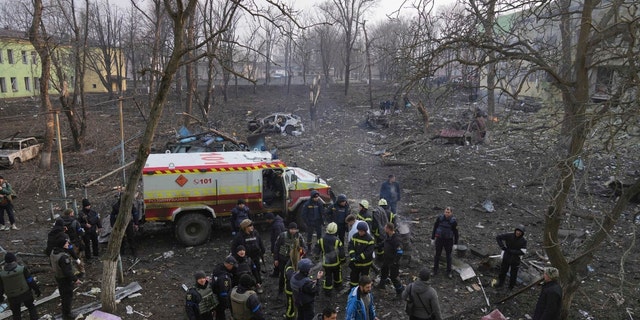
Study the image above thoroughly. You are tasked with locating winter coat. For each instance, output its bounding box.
[379,181,401,203]
[302,199,324,226]
[532,280,562,320]
[401,280,442,320]
[269,215,286,253]
[345,286,377,320]
[431,214,459,243]
[496,231,527,262]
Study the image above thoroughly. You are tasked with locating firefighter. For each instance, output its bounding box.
[377,223,405,294]
[185,271,218,320]
[274,223,306,296]
[314,222,344,296]
[0,252,41,320]
[77,198,102,261]
[302,190,324,252]
[347,222,375,288]
[283,261,297,320]
[324,194,350,246]
[377,199,396,226]
[230,274,264,320]
[50,237,82,320]
[356,200,373,231]
[231,219,265,292]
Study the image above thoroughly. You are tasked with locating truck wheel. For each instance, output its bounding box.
[176,213,212,246]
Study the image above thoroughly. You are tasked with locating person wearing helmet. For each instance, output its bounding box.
[431,207,459,279]
[496,225,527,290]
[314,222,345,297]
[290,258,324,320]
[356,200,373,231]
[379,174,401,215]
[302,190,324,252]
[377,198,396,226]
[325,194,350,245]
[347,221,375,288]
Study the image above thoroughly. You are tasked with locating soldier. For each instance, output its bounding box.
[50,237,82,320]
[274,223,306,296]
[230,274,265,320]
[211,256,237,320]
[231,219,265,291]
[290,259,324,320]
[265,213,285,278]
[314,222,345,296]
[431,207,459,279]
[185,271,218,320]
[232,245,262,293]
[60,209,85,278]
[0,252,41,320]
[347,222,375,288]
[78,199,102,260]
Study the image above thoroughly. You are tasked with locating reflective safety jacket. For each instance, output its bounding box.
[348,233,375,267]
[317,234,344,267]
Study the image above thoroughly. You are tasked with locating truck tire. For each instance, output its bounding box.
[176,213,212,246]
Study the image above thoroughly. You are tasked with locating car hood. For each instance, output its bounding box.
[0,150,17,157]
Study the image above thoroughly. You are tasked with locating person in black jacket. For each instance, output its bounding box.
[60,209,86,277]
[211,256,237,320]
[430,207,459,278]
[78,199,102,260]
[231,219,265,291]
[265,213,285,278]
[0,252,42,320]
[290,259,324,320]
[324,194,350,245]
[314,222,344,296]
[302,190,324,252]
[378,223,404,294]
[50,238,82,320]
[496,225,527,289]
[401,268,442,320]
[186,271,218,320]
[532,267,562,320]
[110,195,139,257]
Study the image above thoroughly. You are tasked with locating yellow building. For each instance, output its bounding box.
[0,28,126,99]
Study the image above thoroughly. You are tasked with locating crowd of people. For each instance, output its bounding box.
[0,173,562,320]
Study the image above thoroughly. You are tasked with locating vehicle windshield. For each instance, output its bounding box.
[1,142,20,149]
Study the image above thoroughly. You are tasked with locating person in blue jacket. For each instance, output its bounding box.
[431,207,459,279]
[345,275,378,320]
[302,190,324,252]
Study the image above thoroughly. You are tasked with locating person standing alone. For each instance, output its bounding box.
[78,199,102,261]
[495,225,527,290]
[379,175,401,215]
[0,175,18,230]
[532,267,562,320]
[431,207,459,279]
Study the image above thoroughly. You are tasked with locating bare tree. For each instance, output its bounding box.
[320,0,375,96]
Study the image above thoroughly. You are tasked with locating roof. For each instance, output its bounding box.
[0,28,29,40]
[144,151,284,172]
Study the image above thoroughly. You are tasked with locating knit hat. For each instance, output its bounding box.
[288,222,298,230]
[357,221,369,231]
[544,267,559,280]
[240,219,253,229]
[224,256,238,266]
[264,213,275,220]
[297,258,313,273]
[56,236,69,248]
[82,199,91,207]
[326,222,338,235]
[54,218,65,227]
[236,245,246,252]
[4,252,16,263]
[419,268,431,281]
[237,199,246,205]
[359,200,369,209]
[239,274,255,288]
[194,271,207,280]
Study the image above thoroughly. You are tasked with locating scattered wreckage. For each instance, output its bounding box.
[164,126,249,153]
[432,108,488,145]
[248,112,304,136]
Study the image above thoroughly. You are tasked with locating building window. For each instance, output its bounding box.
[7,49,14,64]
[0,51,3,63]
[92,84,97,89]
[0,78,6,92]
[22,50,28,64]
[24,77,31,91]
[11,77,18,91]
[34,77,40,89]
[31,51,37,64]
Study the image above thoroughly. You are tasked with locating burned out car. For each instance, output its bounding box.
[248,113,304,135]
[0,137,42,167]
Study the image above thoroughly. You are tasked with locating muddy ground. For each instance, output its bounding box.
[0,83,639,320]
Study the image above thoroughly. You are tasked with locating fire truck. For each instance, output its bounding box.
[142,151,332,245]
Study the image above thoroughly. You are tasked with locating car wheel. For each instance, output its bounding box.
[11,158,21,169]
[285,125,295,135]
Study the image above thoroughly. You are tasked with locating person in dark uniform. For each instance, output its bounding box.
[60,209,85,277]
[283,261,297,320]
[430,207,459,278]
[496,225,527,290]
[211,256,237,320]
[230,274,265,320]
[232,246,262,293]
[110,195,140,257]
[231,219,265,293]
[265,213,285,278]
[50,237,82,320]
[0,252,41,320]
[290,259,324,320]
[379,174,401,215]
[302,190,324,252]
[347,222,375,288]
[78,199,102,260]
[0,175,18,230]
[186,271,218,320]
[377,223,405,294]
[324,194,350,246]
[230,200,250,236]
[274,223,306,295]
[314,222,344,296]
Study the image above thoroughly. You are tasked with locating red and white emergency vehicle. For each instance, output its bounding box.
[142,151,332,245]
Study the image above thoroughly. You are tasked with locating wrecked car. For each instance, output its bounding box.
[0,137,42,168]
[248,113,304,135]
